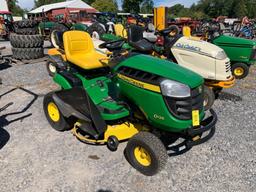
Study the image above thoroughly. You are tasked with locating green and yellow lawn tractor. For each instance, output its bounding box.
[44,31,217,176]
[212,35,256,79]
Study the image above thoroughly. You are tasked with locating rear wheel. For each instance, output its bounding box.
[125,132,167,176]
[203,85,215,111]
[50,24,68,47]
[43,92,74,131]
[231,63,249,79]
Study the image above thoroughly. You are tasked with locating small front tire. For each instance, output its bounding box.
[231,63,249,79]
[125,132,167,176]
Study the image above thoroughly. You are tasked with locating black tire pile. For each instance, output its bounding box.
[10,20,44,60]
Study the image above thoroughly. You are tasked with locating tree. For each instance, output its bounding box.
[34,0,63,8]
[7,0,24,16]
[122,0,143,13]
[92,0,118,13]
[233,0,247,18]
[140,0,154,14]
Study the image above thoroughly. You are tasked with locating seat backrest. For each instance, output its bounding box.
[63,31,94,58]
[127,25,144,43]
[114,24,127,38]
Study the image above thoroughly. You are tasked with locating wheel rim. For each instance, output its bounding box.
[47,102,60,122]
[234,67,244,76]
[134,146,151,166]
[92,31,100,39]
[48,63,56,74]
[203,95,208,107]
[50,30,59,49]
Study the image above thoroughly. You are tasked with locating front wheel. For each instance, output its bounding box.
[43,92,74,131]
[203,85,215,111]
[125,132,167,176]
[231,63,249,79]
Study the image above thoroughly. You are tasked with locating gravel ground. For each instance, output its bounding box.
[0,40,255,192]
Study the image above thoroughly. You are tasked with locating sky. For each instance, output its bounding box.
[17,0,199,10]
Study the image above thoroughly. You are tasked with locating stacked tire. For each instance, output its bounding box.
[11,20,44,60]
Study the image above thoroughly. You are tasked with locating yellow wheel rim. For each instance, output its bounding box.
[134,146,151,166]
[234,67,244,76]
[47,102,60,122]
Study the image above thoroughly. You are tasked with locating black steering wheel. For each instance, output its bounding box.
[99,39,125,51]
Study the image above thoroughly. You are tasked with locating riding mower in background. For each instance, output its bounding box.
[189,25,256,79]
[125,25,235,110]
[44,31,217,176]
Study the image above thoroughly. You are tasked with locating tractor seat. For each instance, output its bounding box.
[114,24,127,38]
[127,25,152,53]
[63,31,109,70]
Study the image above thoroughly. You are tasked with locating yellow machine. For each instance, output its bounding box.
[154,7,168,30]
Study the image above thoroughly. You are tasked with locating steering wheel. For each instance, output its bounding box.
[99,39,125,51]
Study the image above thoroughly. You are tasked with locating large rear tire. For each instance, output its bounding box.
[43,92,75,132]
[50,23,68,47]
[125,132,167,176]
[12,47,44,60]
[87,22,106,40]
[10,33,43,48]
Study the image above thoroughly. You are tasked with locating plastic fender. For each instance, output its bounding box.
[53,73,72,89]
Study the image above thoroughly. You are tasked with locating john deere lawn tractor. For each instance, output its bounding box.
[103,25,235,110]
[212,35,256,79]
[44,31,217,176]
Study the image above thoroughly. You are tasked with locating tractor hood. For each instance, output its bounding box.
[173,36,225,59]
[213,35,256,48]
[115,54,203,88]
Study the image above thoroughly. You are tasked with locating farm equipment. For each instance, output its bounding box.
[212,35,256,79]
[44,31,217,176]
[0,11,14,40]
[192,23,256,79]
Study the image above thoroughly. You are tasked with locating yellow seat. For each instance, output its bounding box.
[114,24,127,38]
[63,31,108,70]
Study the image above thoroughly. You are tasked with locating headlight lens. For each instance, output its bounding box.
[213,50,227,60]
[160,79,191,98]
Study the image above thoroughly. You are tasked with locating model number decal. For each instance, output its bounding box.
[175,43,201,52]
[154,114,165,120]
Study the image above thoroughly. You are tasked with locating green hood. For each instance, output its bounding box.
[116,54,203,88]
[213,35,256,48]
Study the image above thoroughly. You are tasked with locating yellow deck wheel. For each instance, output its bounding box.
[47,102,60,122]
[234,67,244,77]
[134,146,152,166]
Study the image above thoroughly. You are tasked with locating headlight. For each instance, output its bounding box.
[160,79,191,98]
[212,50,227,60]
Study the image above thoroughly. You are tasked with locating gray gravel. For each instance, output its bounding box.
[0,40,255,192]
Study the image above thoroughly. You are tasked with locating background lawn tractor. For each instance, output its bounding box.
[44,31,217,176]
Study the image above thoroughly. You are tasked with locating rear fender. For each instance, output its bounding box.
[53,73,72,89]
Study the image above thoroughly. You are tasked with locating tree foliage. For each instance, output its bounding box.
[140,0,154,14]
[166,0,256,19]
[7,0,25,16]
[92,0,118,13]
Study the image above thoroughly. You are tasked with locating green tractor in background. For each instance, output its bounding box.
[44,30,217,176]
[212,35,256,79]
